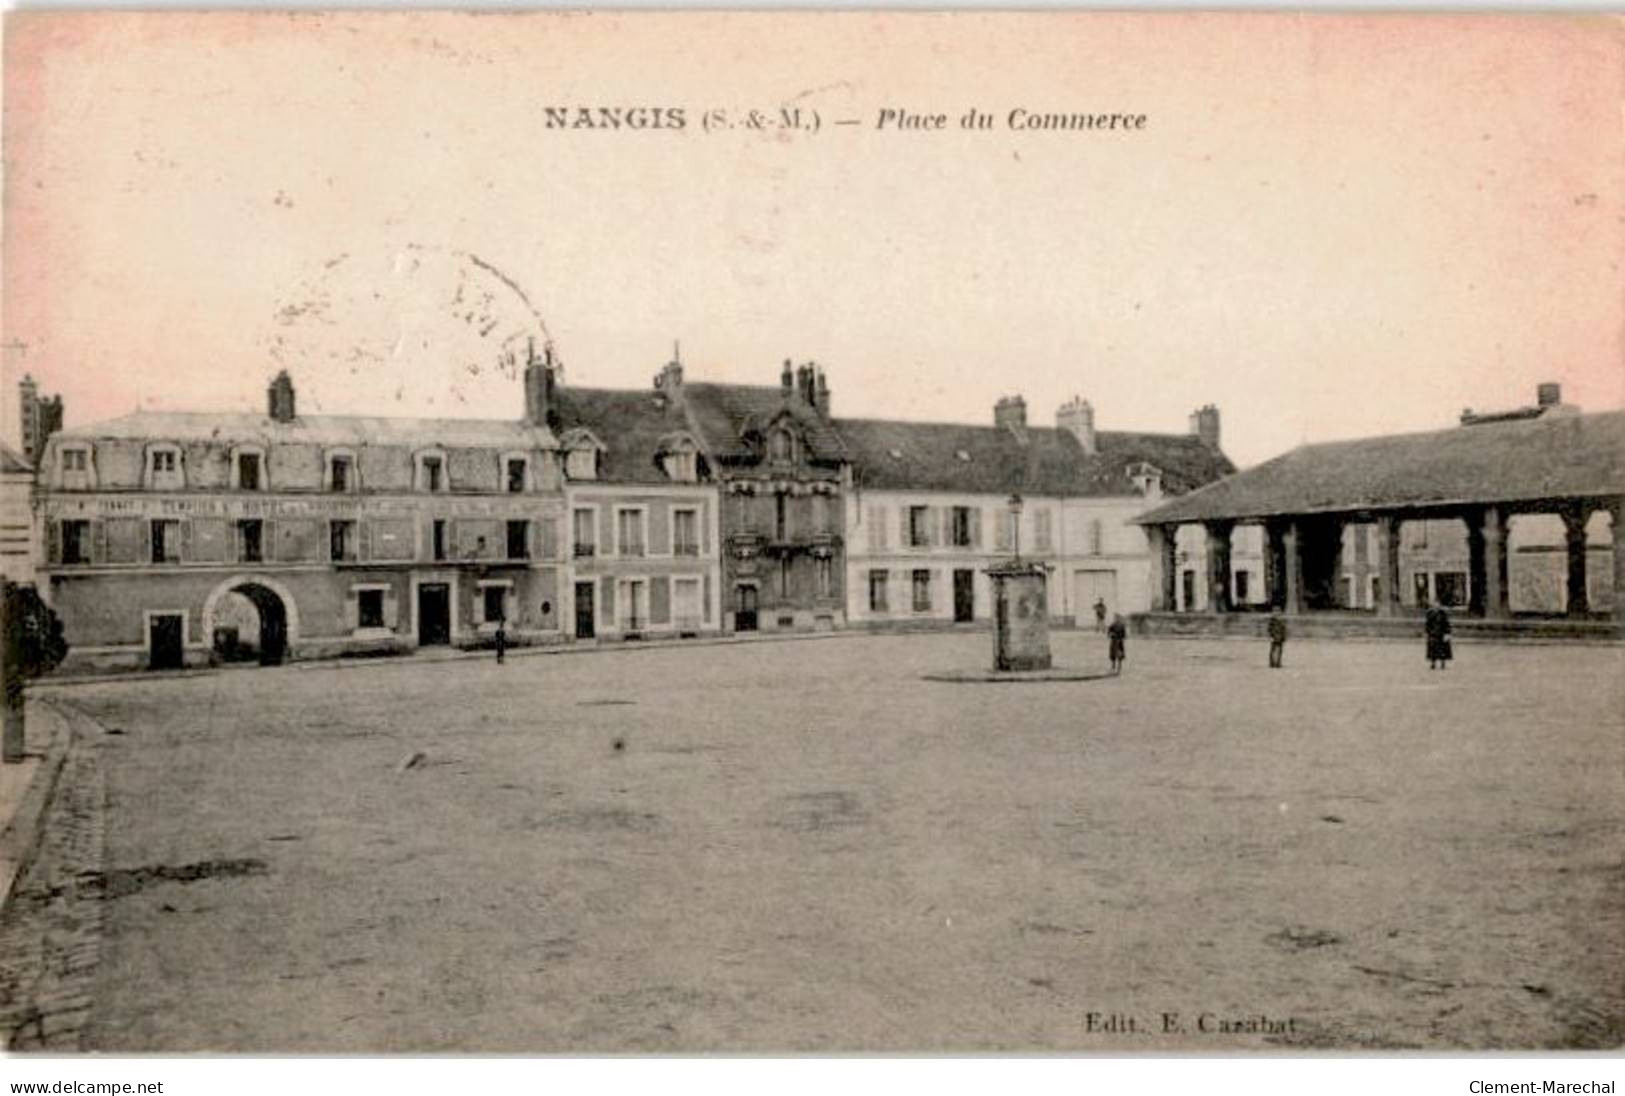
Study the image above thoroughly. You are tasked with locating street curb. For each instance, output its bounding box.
[0,700,72,918]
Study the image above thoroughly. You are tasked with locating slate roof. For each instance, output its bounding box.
[836,417,1234,498]
[680,383,847,463]
[53,411,557,450]
[551,387,699,485]
[0,442,33,475]
[1134,409,1625,525]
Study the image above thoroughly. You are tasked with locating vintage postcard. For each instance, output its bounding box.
[0,11,1620,1058]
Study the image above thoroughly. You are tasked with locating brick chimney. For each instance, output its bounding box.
[813,367,830,418]
[653,342,684,400]
[267,370,297,423]
[523,340,557,427]
[1189,404,1220,450]
[994,395,1028,436]
[1055,396,1096,455]
[781,358,793,395]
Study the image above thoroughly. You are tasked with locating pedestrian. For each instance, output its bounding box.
[1267,612,1287,668]
[1107,613,1127,675]
[494,618,507,665]
[1093,598,1107,632]
[1424,603,1452,670]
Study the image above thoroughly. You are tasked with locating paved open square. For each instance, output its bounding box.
[13,633,1625,1051]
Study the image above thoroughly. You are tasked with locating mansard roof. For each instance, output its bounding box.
[1134,409,1625,525]
[53,411,557,451]
[835,417,1234,498]
[550,386,702,484]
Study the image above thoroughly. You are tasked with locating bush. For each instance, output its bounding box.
[2,580,68,701]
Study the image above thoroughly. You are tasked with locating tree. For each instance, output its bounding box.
[2,580,68,763]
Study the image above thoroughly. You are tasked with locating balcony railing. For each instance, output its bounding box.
[674,542,701,557]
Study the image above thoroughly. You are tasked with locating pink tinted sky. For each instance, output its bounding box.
[3,11,1621,468]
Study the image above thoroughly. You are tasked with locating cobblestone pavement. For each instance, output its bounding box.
[0,703,106,1051]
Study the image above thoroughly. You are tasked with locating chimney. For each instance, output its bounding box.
[1056,396,1097,455]
[17,375,62,465]
[267,370,297,423]
[523,340,557,427]
[781,358,793,395]
[994,395,1028,434]
[813,367,830,418]
[1189,404,1220,450]
[794,363,816,406]
[654,342,684,398]
[1537,382,1561,408]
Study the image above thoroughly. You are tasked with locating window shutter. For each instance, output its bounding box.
[650,576,671,625]
[540,516,559,559]
[384,588,399,629]
[91,520,106,564]
[899,506,911,547]
[359,521,373,562]
[180,520,193,562]
[45,520,60,564]
[600,507,614,557]
[346,591,360,631]
[940,507,952,548]
[600,575,616,622]
[971,507,982,548]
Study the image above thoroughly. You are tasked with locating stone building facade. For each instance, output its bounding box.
[839,395,1236,626]
[36,364,568,671]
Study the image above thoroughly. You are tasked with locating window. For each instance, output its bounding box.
[329,455,353,493]
[1235,570,1250,603]
[565,447,597,480]
[61,448,87,472]
[1034,509,1053,552]
[912,569,932,612]
[775,494,789,541]
[59,446,92,489]
[483,585,507,624]
[1410,522,1428,549]
[61,520,90,565]
[358,589,386,629]
[417,453,446,493]
[866,506,889,551]
[330,520,357,562]
[817,557,833,598]
[506,458,527,494]
[768,428,793,462]
[148,447,183,490]
[432,520,448,562]
[1434,571,1468,608]
[238,520,264,564]
[506,519,530,560]
[779,557,792,598]
[1088,519,1104,556]
[908,506,930,548]
[664,450,697,483]
[673,509,699,556]
[572,508,596,557]
[151,519,180,564]
[237,452,262,491]
[616,509,644,557]
[950,506,972,547]
[995,511,1014,552]
[869,570,889,612]
[1412,573,1430,605]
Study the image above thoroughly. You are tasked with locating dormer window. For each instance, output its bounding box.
[416,450,448,493]
[58,445,93,490]
[147,445,184,491]
[658,435,701,483]
[560,429,604,482]
[327,450,357,493]
[232,446,266,491]
[566,447,597,481]
[768,428,795,463]
[506,456,529,494]
[1129,462,1163,497]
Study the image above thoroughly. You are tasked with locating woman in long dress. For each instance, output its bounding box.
[1425,604,1452,670]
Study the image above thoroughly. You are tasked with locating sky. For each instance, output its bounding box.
[3,11,1621,468]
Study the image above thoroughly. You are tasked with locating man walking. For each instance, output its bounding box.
[495,618,507,665]
[1267,612,1287,668]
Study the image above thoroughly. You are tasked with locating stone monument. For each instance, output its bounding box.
[988,560,1053,672]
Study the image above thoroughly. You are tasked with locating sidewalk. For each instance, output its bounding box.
[0,700,70,909]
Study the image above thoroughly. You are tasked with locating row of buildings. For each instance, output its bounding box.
[4,351,1618,671]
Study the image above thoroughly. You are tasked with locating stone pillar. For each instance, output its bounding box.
[1283,520,1305,614]
[1146,524,1177,612]
[1466,510,1486,616]
[1205,521,1234,613]
[1376,514,1402,617]
[1482,505,1509,620]
[1560,503,1591,618]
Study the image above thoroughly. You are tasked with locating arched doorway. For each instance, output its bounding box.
[203,576,299,667]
